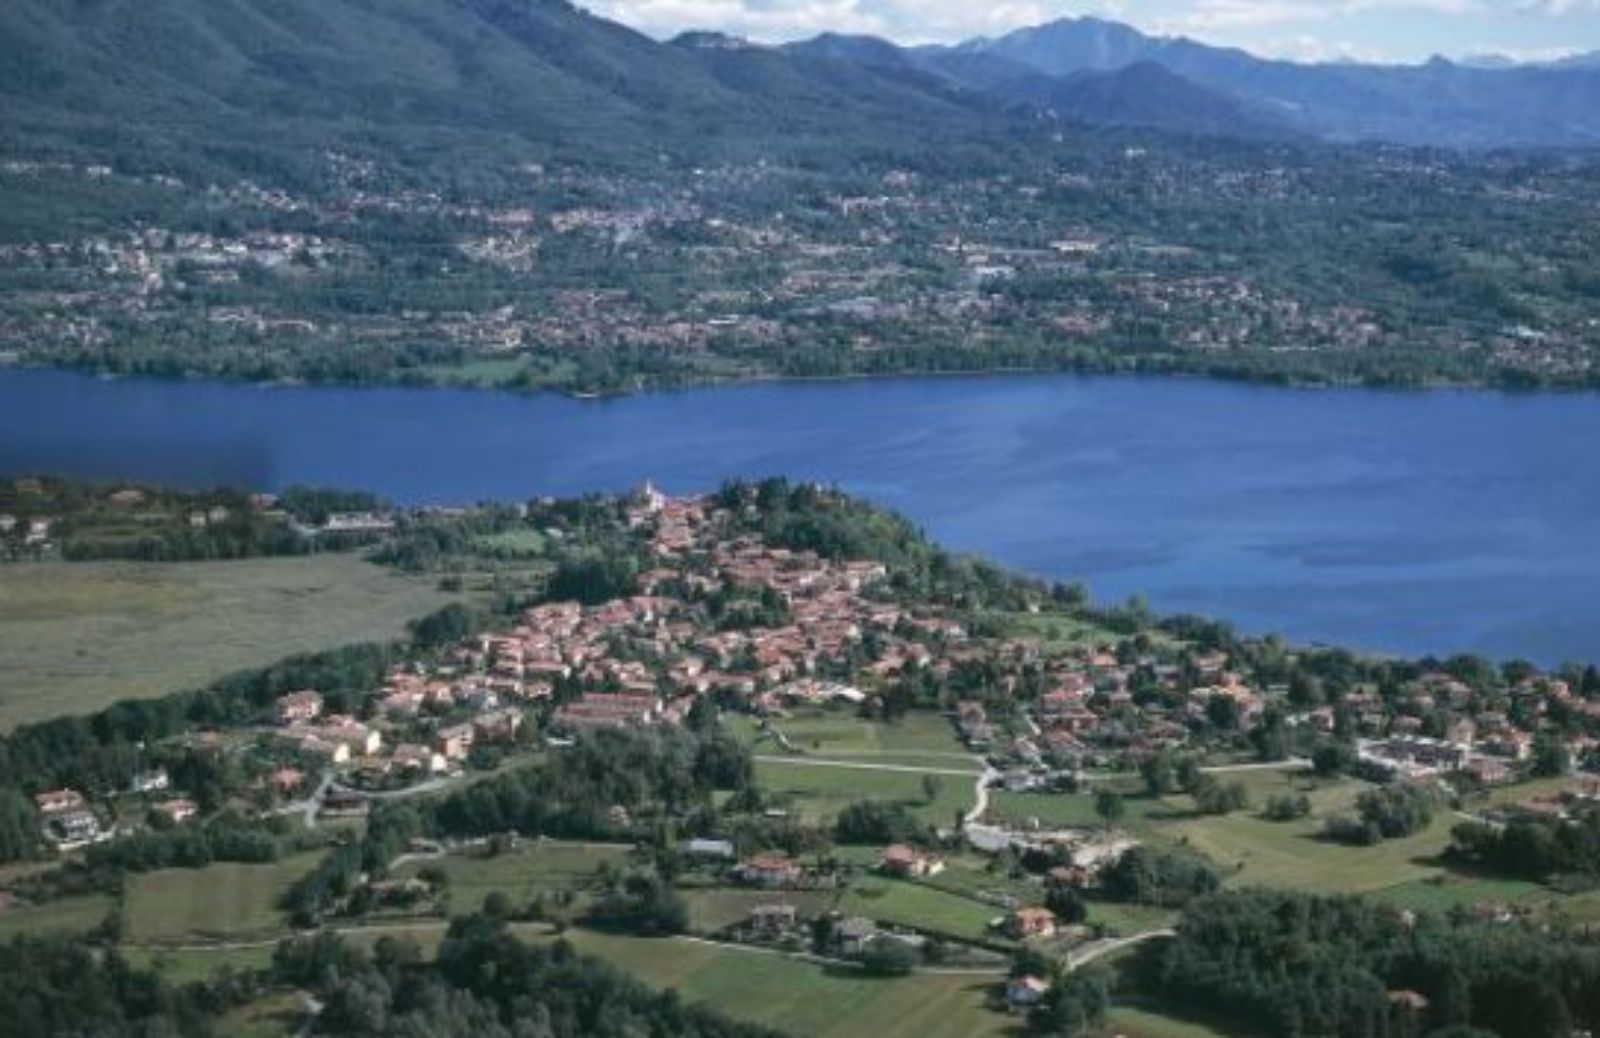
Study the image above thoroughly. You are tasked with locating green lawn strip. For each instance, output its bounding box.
[1108,1004,1255,1038]
[755,759,974,829]
[125,944,279,985]
[216,992,306,1038]
[737,710,969,760]
[561,930,1009,1038]
[838,877,1007,944]
[0,894,115,940]
[977,610,1120,653]
[124,852,325,943]
[678,888,839,934]
[395,842,632,913]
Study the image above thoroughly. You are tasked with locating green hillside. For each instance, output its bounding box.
[0,0,1010,183]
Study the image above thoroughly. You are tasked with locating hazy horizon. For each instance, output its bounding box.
[584,0,1600,66]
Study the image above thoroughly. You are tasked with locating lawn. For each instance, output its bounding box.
[979,610,1120,654]
[733,709,975,762]
[679,888,838,933]
[0,555,457,728]
[1108,1005,1252,1038]
[563,931,1012,1038]
[755,759,976,829]
[126,944,279,984]
[124,852,324,943]
[396,841,631,913]
[838,878,1005,943]
[0,894,114,940]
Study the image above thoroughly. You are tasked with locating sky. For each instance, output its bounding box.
[582,0,1600,64]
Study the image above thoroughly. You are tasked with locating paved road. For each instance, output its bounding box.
[965,765,1000,827]
[1200,757,1311,774]
[266,771,334,829]
[1065,929,1177,971]
[753,755,984,778]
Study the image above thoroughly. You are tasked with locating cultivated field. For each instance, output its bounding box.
[395,841,631,913]
[564,931,1010,1038]
[0,894,114,941]
[124,852,326,943]
[755,758,977,829]
[0,555,456,728]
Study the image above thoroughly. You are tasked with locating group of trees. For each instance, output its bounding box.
[833,800,928,846]
[1326,784,1437,846]
[1137,751,1249,816]
[0,935,234,1036]
[85,813,284,873]
[286,915,786,1038]
[1449,806,1600,884]
[1153,889,1600,1038]
[1100,846,1223,908]
[429,728,754,844]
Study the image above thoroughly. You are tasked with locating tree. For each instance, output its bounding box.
[1531,735,1571,778]
[1140,752,1178,797]
[1191,776,1248,816]
[1094,790,1126,828]
[1263,793,1311,822]
[1045,885,1088,925]
[1101,846,1221,907]
[860,939,918,977]
[1205,695,1241,731]
[1312,741,1355,778]
[835,800,926,845]
[1028,969,1110,1037]
[921,773,944,805]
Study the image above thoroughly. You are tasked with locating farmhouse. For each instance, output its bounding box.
[1005,907,1058,940]
[154,799,199,824]
[879,844,945,878]
[275,690,324,726]
[737,853,803,888]
[34,789,86,814]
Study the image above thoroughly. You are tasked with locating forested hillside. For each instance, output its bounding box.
[0,0,1010,186]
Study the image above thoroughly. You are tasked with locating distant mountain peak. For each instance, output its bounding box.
[669,31,761,51]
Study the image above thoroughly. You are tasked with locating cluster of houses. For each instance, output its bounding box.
[33,789,105,850]
[271,686,525,792]
[33,770,200,849]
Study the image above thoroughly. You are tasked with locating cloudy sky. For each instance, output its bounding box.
[583,0,1600,63]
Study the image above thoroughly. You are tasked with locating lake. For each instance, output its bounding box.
[1,368,1596,664]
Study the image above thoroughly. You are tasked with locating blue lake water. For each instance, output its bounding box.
[1,368,1596,664]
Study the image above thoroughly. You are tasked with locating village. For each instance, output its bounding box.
[3,149,1594,393]
[20,481,1600,1024]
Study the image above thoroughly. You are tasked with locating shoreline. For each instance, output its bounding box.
[5,356,1599,403]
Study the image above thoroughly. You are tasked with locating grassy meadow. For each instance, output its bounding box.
[0,554,455,728]
[124,852,327,943]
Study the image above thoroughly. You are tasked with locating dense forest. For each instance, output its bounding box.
[1149,889,1600,1038]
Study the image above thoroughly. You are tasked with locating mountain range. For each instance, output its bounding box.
[786,17,1600,148]
[1,0,1598,185]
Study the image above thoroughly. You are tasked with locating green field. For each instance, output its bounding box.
[125,852,325,943]
[679,888,839,933]
[732,709,975,761]
[563,931,1010,1038]
[980,610,1121,653]
[838,878,1005,943]
[1109,1005,1250,1038]
[0,894,114,940]
[0,555,456,728]
[396,841,632,913]
[755,759,976,829]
